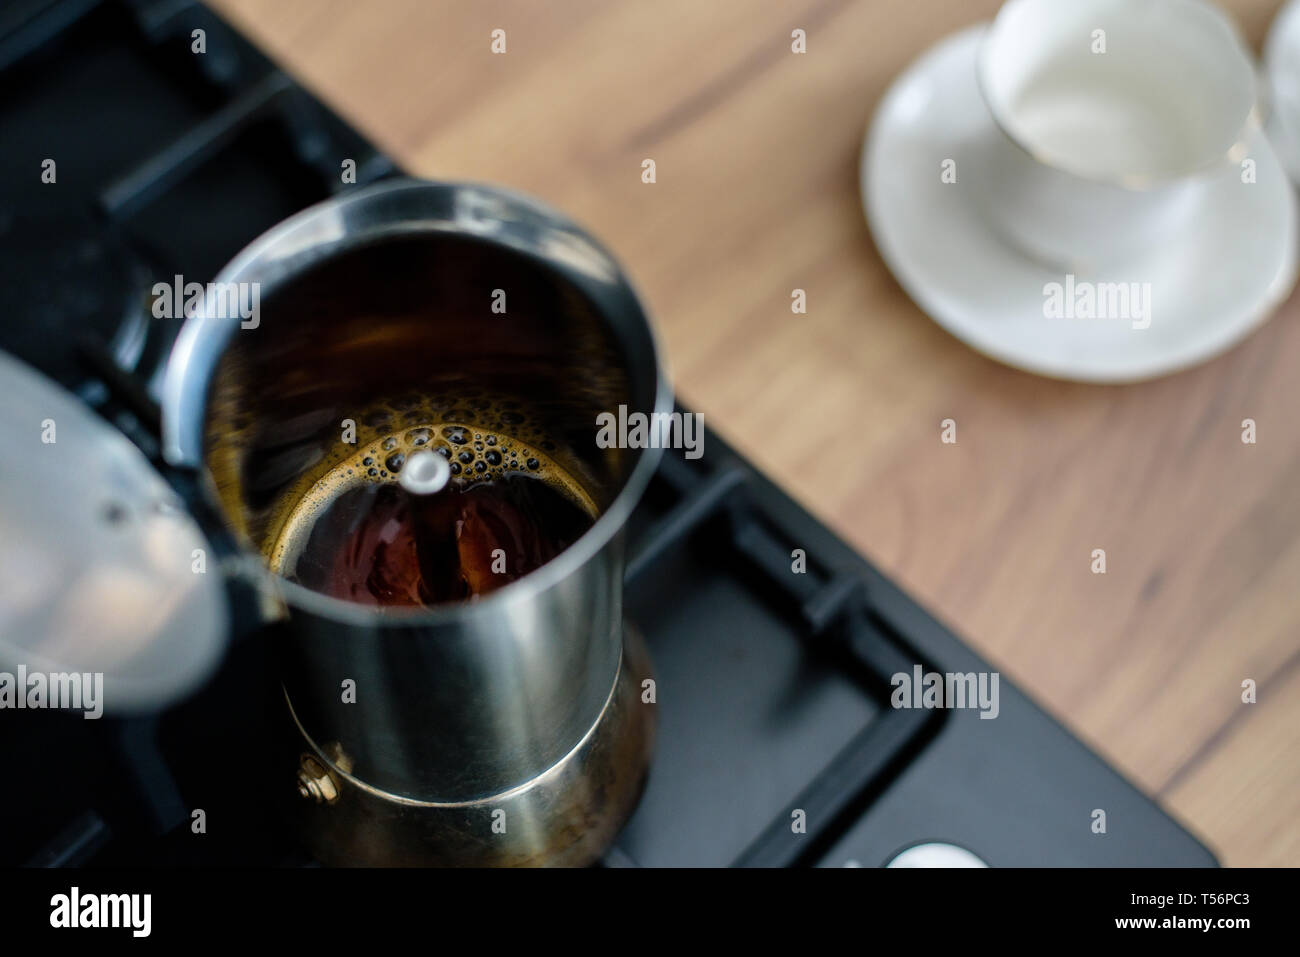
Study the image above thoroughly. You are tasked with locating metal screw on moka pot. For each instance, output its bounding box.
[160,179,671,866]
[296,755,339,805]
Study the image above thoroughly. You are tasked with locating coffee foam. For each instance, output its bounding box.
[267,394,599,578]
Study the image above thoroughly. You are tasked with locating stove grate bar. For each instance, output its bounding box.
[625,463,746,584]
[0,0,101,73]
[98,70,293,219]
[716,489,942,866]
[732,698,933,867]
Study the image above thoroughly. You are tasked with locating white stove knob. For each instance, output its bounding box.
[885,842,988,868]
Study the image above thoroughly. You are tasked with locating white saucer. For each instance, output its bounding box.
[862,25,1299,383]
[1266,0,1300,183]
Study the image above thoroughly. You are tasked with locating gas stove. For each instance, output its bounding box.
[0,0,1215,868]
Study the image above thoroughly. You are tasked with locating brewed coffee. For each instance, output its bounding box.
[268,395,599,608]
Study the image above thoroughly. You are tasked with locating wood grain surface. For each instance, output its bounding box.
[208,0,1300,866]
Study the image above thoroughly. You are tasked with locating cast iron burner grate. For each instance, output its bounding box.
[1,0,1214,868]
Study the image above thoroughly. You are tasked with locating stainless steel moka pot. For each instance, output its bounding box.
[160,179,671,866]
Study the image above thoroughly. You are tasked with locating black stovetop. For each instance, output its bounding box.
[0,0,1215,868]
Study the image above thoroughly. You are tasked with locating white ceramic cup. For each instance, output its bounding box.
[973,0,1259,268]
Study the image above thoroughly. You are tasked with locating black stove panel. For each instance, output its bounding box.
[621,507,883,864]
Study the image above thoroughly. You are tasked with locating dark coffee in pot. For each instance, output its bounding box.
[268,395,599,608]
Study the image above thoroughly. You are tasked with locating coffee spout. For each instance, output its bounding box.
[398,449,451,496]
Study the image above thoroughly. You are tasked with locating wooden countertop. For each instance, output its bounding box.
[210,0,1300,866]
